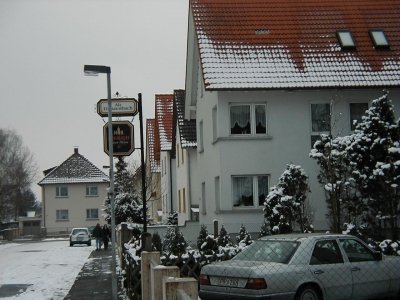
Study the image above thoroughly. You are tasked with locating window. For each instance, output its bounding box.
[212,106,218,141]
[182,188,186,213]
[56,186,68,197]
[311,103,331,147]
[199,120,204,152]
[369,30,390,49]
[350,103,368,131]
[201,182,206,214]
[232,175,269,208]
[310,240,343,265]
[86,209,99,219]
[56,209,69,221]
[337,30,356,49]
[230,104,267,135]
[339,239,376,262]
[86,186,98,197]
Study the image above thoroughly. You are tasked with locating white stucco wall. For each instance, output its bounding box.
[42,182,108,233]
[194,87,400,232]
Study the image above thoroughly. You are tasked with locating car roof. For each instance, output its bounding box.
[71,228,89,231]
[259,233,354,242]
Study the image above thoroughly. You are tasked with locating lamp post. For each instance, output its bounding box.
[84,64,117,300]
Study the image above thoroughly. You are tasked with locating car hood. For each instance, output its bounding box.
[202,260,288,277]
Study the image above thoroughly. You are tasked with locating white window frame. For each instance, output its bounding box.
[232,175,269,208]
[86,185,98,197]
[56,186,68,197]
[229,103,267,136]
[56,209,69,221]
[86,208,99,220]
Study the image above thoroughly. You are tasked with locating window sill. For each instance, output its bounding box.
[56,219,69,222]
[86,218,99,221]
[56,196,69,198]
[85,195,99,197]
[212,135,272,144]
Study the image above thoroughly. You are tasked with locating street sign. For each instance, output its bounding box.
[97,98,138,117]
[103,121,135,156]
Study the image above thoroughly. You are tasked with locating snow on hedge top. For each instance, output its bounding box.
[191,0,400,90]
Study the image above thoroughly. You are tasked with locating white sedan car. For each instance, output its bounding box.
[69,228,91,247]
[199,233,400,300]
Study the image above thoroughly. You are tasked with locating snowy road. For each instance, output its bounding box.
[0,239,94,299]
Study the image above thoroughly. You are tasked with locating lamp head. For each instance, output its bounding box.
[84,65,111,75]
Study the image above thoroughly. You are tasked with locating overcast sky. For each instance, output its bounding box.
[0,0,189,201]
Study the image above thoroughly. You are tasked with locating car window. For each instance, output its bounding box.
[310,240,343,265]
[72,229,88,235]
[339,239,375,262]
[232,240,299,264]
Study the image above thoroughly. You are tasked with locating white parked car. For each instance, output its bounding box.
[199,233,400,300]
[69,228,91,247]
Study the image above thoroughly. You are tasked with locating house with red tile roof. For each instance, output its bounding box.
[173,89,199,224]
[145,118,162,223]
[154,94,177,223]
[184,0,400,232]
[38,147,109,234]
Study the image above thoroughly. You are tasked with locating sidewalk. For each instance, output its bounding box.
[64,248,126,300]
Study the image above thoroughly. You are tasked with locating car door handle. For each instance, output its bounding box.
[314,270,324,275]
[351,267,361,272]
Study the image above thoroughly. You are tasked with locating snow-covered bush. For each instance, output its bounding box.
[236,225,253,247]
[162,226,188,256]
[152,232,162,252]
[217,225,234,247]
[167,211,178,225]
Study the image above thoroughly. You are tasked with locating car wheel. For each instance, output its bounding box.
[87,241,91,246]
[70,242,73,247]
[295,284,321,300]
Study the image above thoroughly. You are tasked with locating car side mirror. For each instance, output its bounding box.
[373,251,382,261]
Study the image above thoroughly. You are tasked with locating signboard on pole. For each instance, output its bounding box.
[103,121,135,156]
[97,98,138,117]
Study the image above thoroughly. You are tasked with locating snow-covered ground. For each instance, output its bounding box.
[0,239,93,299]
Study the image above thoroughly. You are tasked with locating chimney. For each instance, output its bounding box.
[74,146,79,154]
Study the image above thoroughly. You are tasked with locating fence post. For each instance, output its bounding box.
[141,251,160,300]
[163,277,198,300]
[152,265,180,300]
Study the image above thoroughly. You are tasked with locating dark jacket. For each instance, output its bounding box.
[93,225,102,239]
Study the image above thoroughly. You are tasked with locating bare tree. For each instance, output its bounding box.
[0,129,37,221]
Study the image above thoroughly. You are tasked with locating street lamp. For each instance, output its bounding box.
[84,64,117,300]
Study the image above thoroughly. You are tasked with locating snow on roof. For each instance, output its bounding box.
[155,94,174,151]
[174,89,197,148]
[146,118,161,173]
[38,148,109,185]
[191,0,400,89]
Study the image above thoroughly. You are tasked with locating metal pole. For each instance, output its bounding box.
[138,93,147,233]
[107,72,118,300]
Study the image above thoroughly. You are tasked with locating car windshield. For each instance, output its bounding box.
[72,229,88,235]
[232,240,299,264]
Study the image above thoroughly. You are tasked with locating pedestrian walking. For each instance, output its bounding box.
[93,223,103,250]
[102,224,111,250]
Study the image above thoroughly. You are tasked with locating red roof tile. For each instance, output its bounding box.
[191,0,400,89]
[146,119,160,173]
[155,94,174,151]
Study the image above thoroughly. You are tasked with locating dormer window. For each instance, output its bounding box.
[337,30,356,49]
[369,30,390,49]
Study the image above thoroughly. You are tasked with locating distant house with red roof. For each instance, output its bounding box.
[184,0,400,231]
[38,147,109,234]
[154,94,177,223]
[145,118,162,223]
